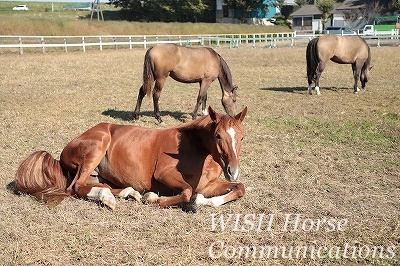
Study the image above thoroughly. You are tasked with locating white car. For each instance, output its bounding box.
[13,5,29,11]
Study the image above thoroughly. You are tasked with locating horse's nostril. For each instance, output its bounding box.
[227,166,232,176]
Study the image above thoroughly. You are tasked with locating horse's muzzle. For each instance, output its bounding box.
[224,165,240,182]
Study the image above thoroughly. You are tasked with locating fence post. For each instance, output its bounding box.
[19,37,23,55]
[64,38,67,53]
[129,36,132,49]
[144,36,146,49]
[41,37,45,53]
[114,37,117,50]
[99,36,102,51]
[82,37,86,53]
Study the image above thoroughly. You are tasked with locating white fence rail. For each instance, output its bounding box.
[0,32,398,55]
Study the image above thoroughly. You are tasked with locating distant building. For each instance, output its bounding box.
[291,0,372,32]
[216,0,295,25]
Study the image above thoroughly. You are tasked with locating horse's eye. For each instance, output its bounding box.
[216,134,221,140]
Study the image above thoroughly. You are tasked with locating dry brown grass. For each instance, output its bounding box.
[0,44,399,265]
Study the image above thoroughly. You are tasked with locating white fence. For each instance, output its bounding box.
[0,32,398,55]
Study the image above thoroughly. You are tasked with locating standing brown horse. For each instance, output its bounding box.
[306,34,372,95]
[15,106,247,210]
[133,43,237,123]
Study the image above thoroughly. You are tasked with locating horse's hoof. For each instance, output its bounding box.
[132,113,139,121]
[142,192,159,204]
[154,115,163,123]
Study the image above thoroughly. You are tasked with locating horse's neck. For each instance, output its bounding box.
[217,76,231,93]
[177,117,214,151]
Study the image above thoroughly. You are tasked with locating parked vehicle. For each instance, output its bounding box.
[13,5,29,11]
[324,27,356,35]
[362,25,374,35]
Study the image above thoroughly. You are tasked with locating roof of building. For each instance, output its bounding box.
[291,5,321,17]
[291,0,370,17]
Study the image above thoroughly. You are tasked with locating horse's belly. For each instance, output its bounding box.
[96,156,149,191]
[330,55,354,64]
[170,71,202,83]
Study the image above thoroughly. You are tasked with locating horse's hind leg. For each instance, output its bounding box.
[112,187,142,203]
[133,85,146,120]
[87,175,142,204]
[153,78,167,123]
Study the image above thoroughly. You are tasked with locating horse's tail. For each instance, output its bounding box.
[15,150,69,207]
[142,46,155,97]
[306,37,320,83]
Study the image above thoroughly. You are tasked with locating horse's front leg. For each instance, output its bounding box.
[195,180,245,207]
[314,62,325,95]
[352,64,361,93]
[192,81,210,120]
[143,168,193,208]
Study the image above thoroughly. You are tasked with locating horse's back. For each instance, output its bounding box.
[317,34,369,63]
[149,44,220,82]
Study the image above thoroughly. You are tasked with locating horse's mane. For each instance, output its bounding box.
[218,55,233,86]
[363,39,372,69]
[176,113,241,135]
[176,115,213,133]
[306,37,320,82]
[204,47,233,91]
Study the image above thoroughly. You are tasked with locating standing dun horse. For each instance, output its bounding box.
[306,34,372,95]
[15,106,247,210]
[133,43,237,123]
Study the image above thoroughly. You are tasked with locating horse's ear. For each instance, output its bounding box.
[208,106,220,123]
[235,106,247,123]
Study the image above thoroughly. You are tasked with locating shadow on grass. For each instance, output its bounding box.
[260,87,308,93]
[6,181,18,195]
[260,86,351,93]
[102,109,188,122]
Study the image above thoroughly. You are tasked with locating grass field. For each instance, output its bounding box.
[0,39,399,265]
[0,1,290,36]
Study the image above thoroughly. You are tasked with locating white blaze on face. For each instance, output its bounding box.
[226,127,237,159]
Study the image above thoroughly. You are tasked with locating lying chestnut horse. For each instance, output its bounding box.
[15,106,247,209]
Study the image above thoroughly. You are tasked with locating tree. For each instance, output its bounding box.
[316,0,335,30]
[180,0,209,22]
[273,0,294,26]
[223,0,269,23]
[294,0,310,7]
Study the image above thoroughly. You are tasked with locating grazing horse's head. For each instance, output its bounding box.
[361,65,373,89]
[221,85,238,117]
[208,105,247,182]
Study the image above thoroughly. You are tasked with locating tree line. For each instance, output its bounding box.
[107,0,400,24]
